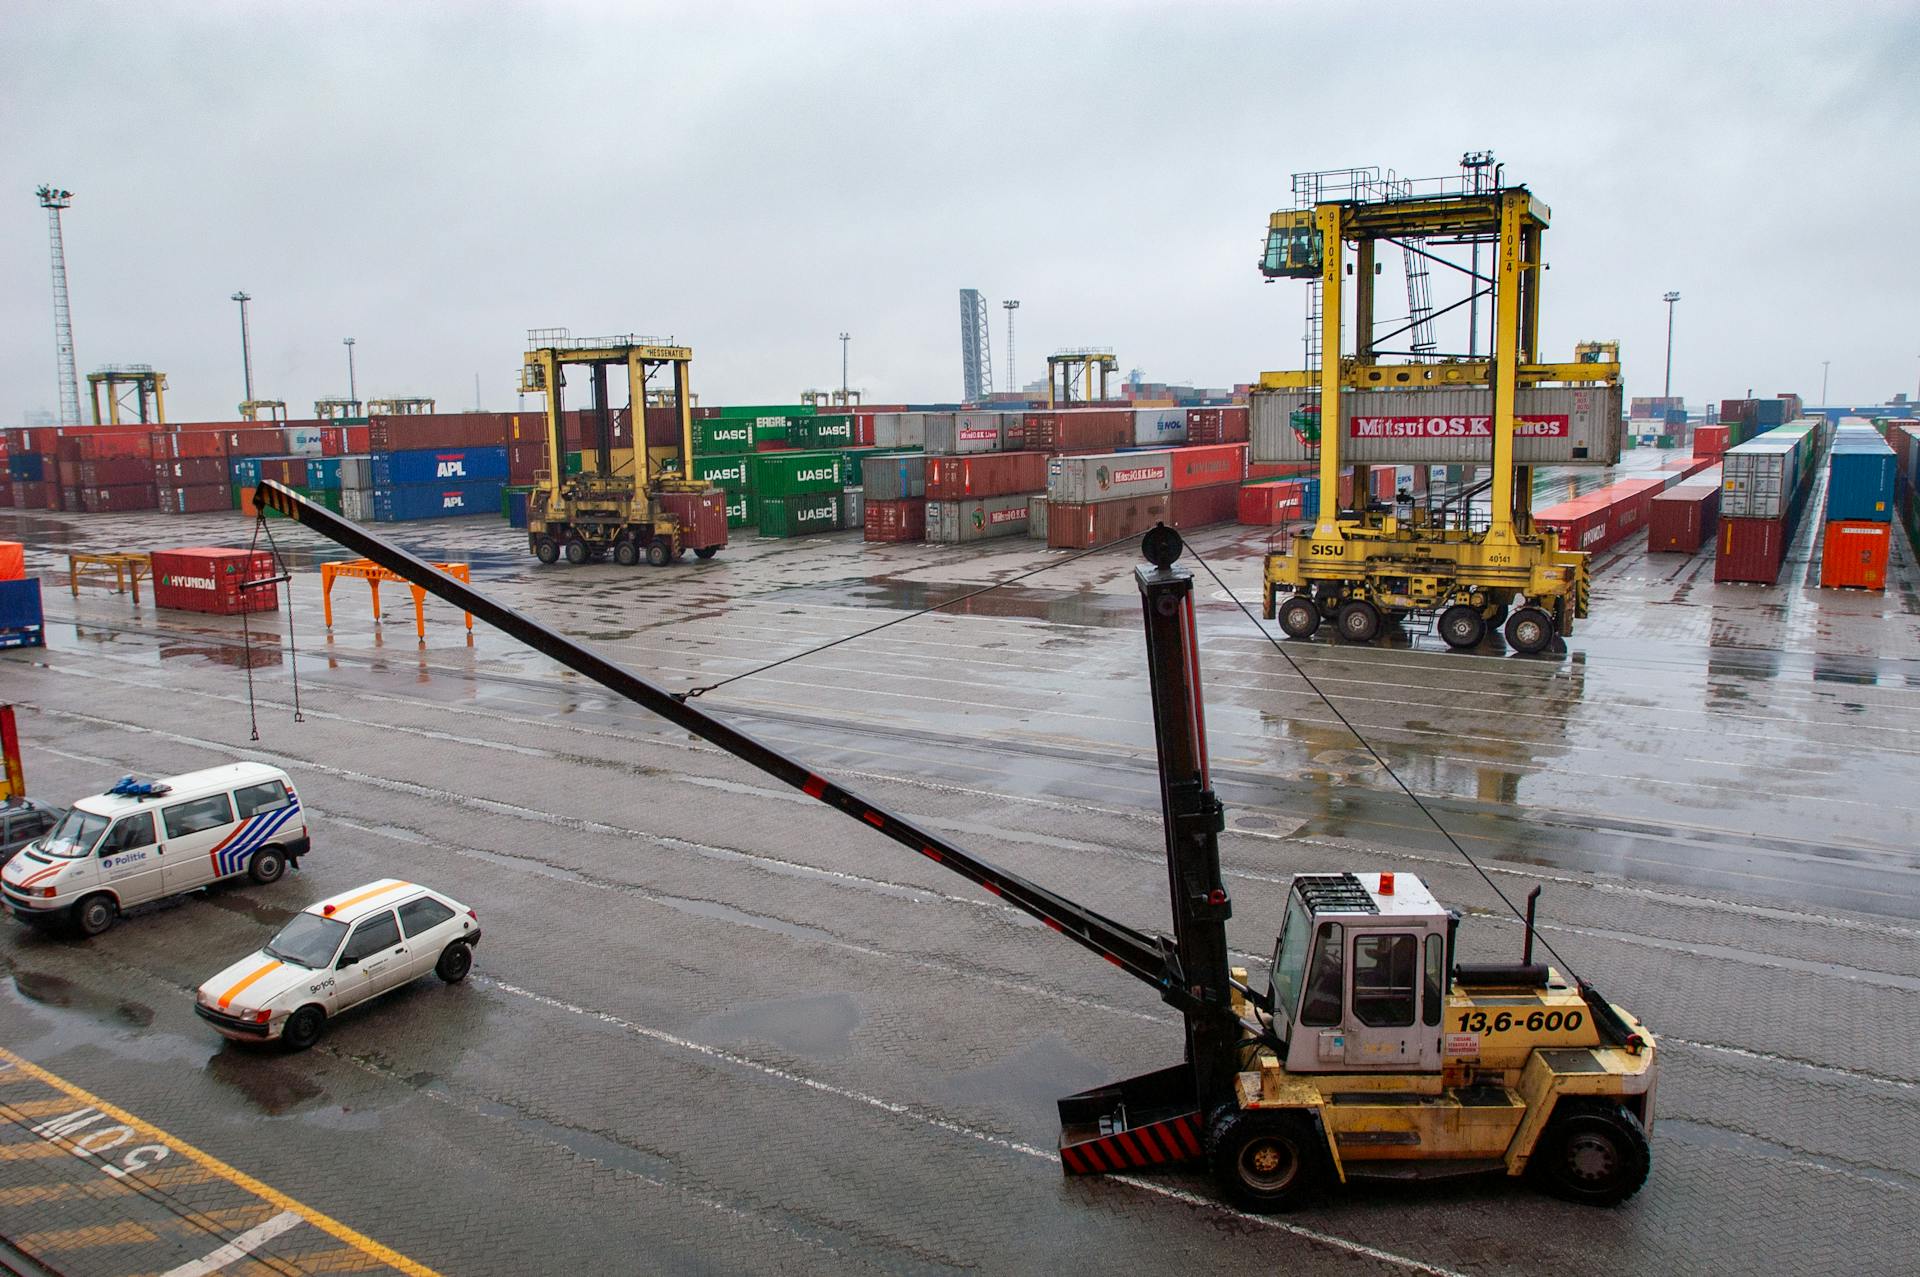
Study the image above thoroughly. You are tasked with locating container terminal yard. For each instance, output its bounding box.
[5,11,1920,1274]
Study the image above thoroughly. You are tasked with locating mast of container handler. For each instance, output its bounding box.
[35,186,81,426]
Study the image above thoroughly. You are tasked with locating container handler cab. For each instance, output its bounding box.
[520,332,727,567]
[252,483,1657,1212]
[1254,169,1624,654]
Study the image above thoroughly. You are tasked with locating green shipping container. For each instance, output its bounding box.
[724,491,753,528]
[695,421,756,454]
[692,454,754,492]
[564,451,585,475]
[750,451,846,497]
[712,404,815,419]
[757,493,843,537]
[788,415,855,449]
[751,420,792,447]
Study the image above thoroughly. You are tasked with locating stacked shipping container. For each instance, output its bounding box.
[1714,419,1827,584]
[1817,424,1896,590]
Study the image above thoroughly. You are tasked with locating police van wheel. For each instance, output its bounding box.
[645,540,672,568]
[282,1005,326,1051]
[72,894,117,938]
[249,848,286,885]
[436,943,474,984]
[1278,595,1321,640]
[695,546,719,560]
[613,540,639,567]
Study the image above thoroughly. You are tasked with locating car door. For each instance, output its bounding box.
[95,812,165,906]
[332,910,408,1009]
[396,894,459,979]
[158,793,237,893]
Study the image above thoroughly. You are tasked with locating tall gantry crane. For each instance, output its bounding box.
[87,365,167,426]
[959,289,992,402]
[1046,347,1117,407]
[1255,167,1623,654]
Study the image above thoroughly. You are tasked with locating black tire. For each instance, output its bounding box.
[1530,1101,1650,1207]
[613,540,639,566]
[1504,606,1555,655]
[564,539,590,565]
[1438,604,1487,650]
[281,1004,326,1051]
[1206,1108,1323,1213]
[645,540,672,567]
[435,942,474,984]
[1278,595,1321,640]
[72,893,117,938]
[248,847,286,885]
[1335,600,1381,644]
[694,546,718,560]
[534,536,560,564]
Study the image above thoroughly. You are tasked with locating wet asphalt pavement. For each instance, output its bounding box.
[1,486,1917,1276]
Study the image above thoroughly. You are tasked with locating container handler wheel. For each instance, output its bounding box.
[614,541,639,567]
[564,540,590,565]
[1530,1101,1650,1207]
[645,540,673,568]
[1205,1108,1322,1213]
[694,546,719,560]
[1336,600,1381,644]
[1483,597,1511,626]
[1504,606,1555,654]
[1438,604,1487,650]
[1278,595,1321,640]
[534,536,560,565]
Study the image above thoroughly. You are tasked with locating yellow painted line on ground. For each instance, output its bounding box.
[0,1047,442,1277]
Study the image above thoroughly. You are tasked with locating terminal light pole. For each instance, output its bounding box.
[1820,359,1830,407]
[1661,291,1681,403]
[1003,300,1020,395]
[36,185,81,425]
[231,291,255,403]
[838,332,850,403]
[344,337,358,403]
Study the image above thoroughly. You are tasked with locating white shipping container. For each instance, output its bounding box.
[337,456,373,490]
[1027,495,1049,540]
[1250,384,1624,466]
[839,488,865,531]
[341,487,375,521]
[283,426,326,456]
[1720,442,1799,520]
[872,413,932,449]
[1131,408,1187,447]
[925,412,1004,455]
[1047,451,1174,504]
[927,494,1032,542]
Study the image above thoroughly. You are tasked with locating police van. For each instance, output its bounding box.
[1,763,308,936]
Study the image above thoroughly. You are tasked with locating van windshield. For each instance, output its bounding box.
[264,914,348,968]
[41,809,110,859]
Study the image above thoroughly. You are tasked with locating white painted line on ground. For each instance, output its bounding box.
[160,1210,303,1277]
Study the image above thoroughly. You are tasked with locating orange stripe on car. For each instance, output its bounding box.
[217,960,283,1010]
[327,881,415,913]
[17,865,63,887]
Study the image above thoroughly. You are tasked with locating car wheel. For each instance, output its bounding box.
[1504,606,1555,654]
[564,539,590,565]
[281,1004,326,1051]
[645,540,672,567]
[72,893,117,938]
[1206,1108,1323,1213]
[1278,595,1321,640]
[1438,604,1487,650]
[248,847,286,885]
[613,540,639,566]
[435,942,474,984]
[1531,1101,1650,1206]
[534,536,560,564]
[1335,600,1381,643]
[694,546,719,560]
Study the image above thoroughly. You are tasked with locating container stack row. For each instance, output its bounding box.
[1888,421,1920,561]
[1713,418,1829,585]
[1817,424,1896,590]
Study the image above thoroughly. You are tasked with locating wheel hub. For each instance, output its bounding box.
[1566,1133,1616,1181]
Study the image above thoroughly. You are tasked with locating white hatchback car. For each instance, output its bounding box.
[195,879,480,1049]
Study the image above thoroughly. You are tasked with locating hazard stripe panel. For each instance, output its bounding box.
[1059,1112,1204,1175]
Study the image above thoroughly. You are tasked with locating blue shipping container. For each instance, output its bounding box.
[507,489,529,529]
[0,577,46,648]
[306,458,342,490]
[7,454,45,482]
[371,481,505,521]
[371,446,509,486]
[229,457,261,485]
[1825,442,1896,523]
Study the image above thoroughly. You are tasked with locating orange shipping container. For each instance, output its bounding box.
[0,541,22,581]
[1819,521,1891,590]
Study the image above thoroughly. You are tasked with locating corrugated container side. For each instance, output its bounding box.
[863,499,926,542]
[757,493,843,537]
[1819,521,1890,589]
[1027,495,1049,540]
[1047,496,1171,548]
[1250,385,1625,466]
[1131,408,1188,446]
[1715,516,1788,584]
[1167,483,1240,530]
[1047,451,1173,504]
[1168,444,1248,491]
[924,451,1048,499]
[859,453,927,501]
[926,494,1031,542]
[371,481,506,521]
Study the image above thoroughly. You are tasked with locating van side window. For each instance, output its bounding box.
[234,781,291,820]
[101,813,156,855]
[398,897,455,938]
[162,794,234,839]
[1300,922,1345,1026]
[339,912,401,966]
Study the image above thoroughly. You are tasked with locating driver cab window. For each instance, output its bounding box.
[100,812,156,855]
[1353,933,1418,1028]
[338,912,401,967]
[1300,923,1344,1026]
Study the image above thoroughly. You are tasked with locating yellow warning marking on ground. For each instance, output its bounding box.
[16,1220,161,1249]
[0,1047,442,1276]
[0,1140,70,1161]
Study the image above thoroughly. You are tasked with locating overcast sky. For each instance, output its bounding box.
[4,1,1916,424]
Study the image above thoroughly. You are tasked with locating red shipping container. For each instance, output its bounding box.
[150,429,229,459]
[319,427,348,456]
[1820,521,1891,589]
[1247,461,1313,481]
[57,460,80,487]
[259,457,309,487]
[1647,483,1721,553]
[1047,495,1171,548]
[1238,480,1306,525]
[653,490,729,551]
[924,451,1048,499]
[1693,424,1729,458]
[509,443,546,485]
[851,416,876,446]
[367,412,509,452]
[78,484,159,512]
[78,457,156,487]
[1535,496,1611,553]
[13,482,55,510]
[150,548,278,615]
[1168,483,1241,531]
[153,456,229,486]
[1021,409,1134,454]
[506,412,546,443]
[221,427,290,457]
[864,499,927,542]
[1715,516,1788,584]
[159,485,234,514]
[1168,444,1248,491]
[60,431,153,462]
[1186,407,1250,445]
[0,541,22,579]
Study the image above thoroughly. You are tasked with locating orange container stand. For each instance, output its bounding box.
[320,559,474,641]
[1819,521,1891,590]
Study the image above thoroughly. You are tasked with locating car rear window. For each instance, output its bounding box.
[398,896,456,938]
[163,794,234,839]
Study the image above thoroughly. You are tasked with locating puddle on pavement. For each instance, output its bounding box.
[938,1036,1111,1116]
[415,1077,673,1178]
[11,969,156,1028]
[200,891,300,927]
[694,991,863,1060]
[205,1047,326,1114]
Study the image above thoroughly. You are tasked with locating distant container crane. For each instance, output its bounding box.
[959,288,992,403]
